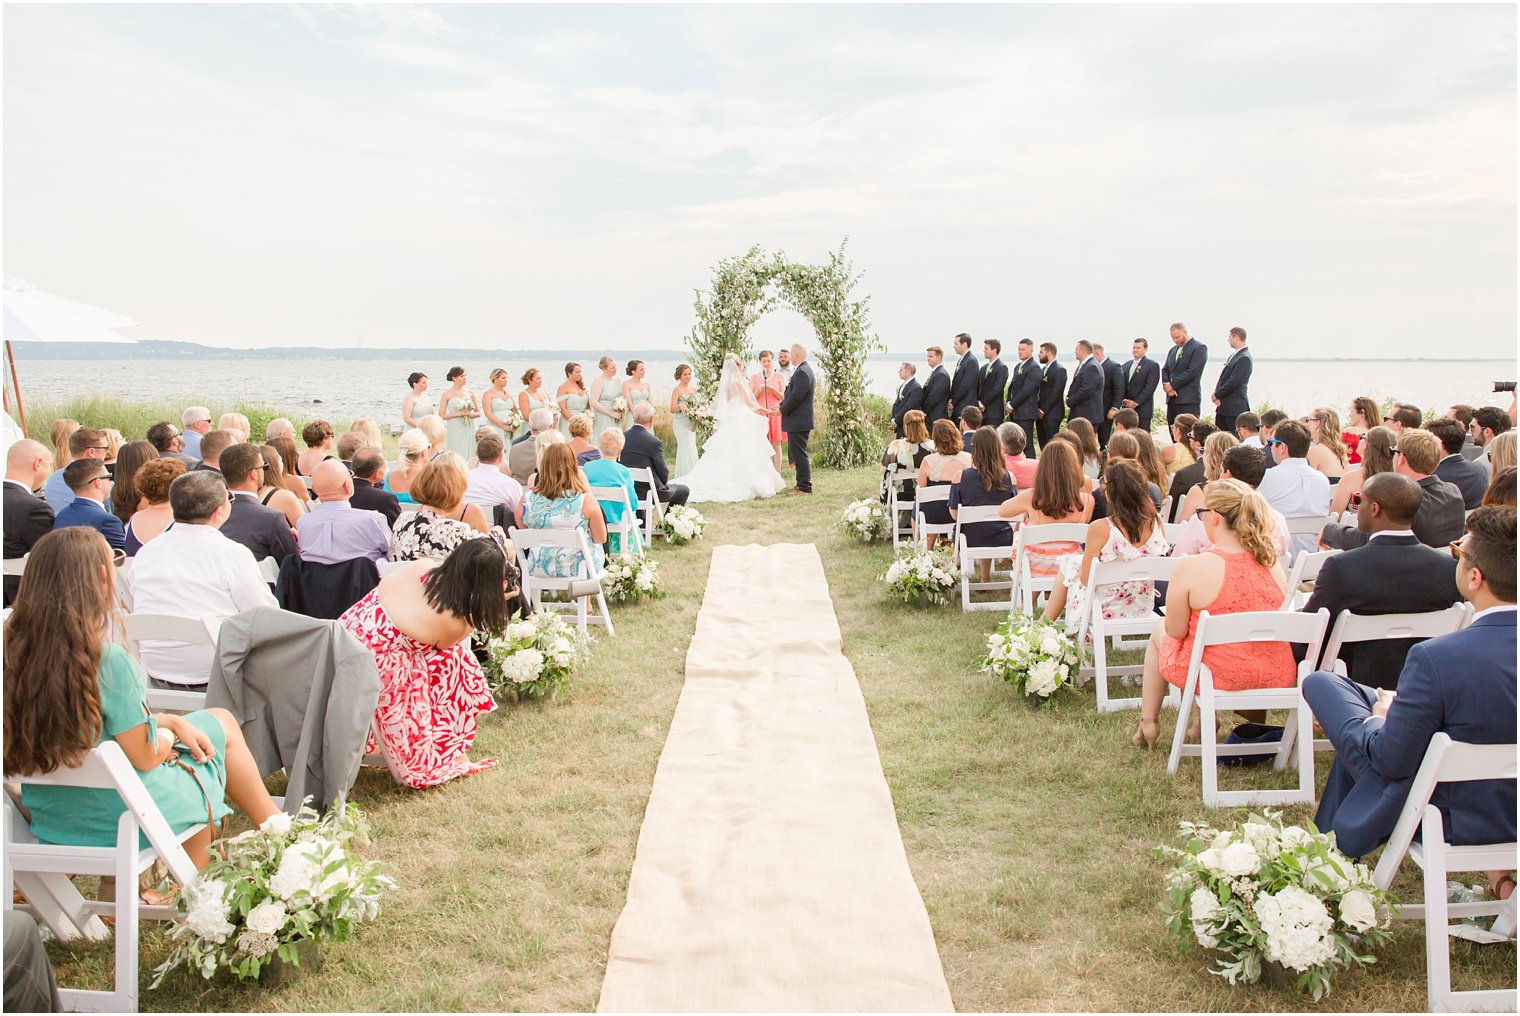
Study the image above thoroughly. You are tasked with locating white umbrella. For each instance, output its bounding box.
[2,276,136,432]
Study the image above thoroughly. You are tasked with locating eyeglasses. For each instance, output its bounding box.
[88,445,109,452]
[1449,540,1467,563]
[1193,507,1213,519]
[88,474,110,486]
[1383,416,1396,423]
[1388,446,1399,455]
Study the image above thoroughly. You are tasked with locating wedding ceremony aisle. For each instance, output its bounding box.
[598,543,953,1012]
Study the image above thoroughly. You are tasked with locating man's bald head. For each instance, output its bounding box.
[311,459,353,502]
[6,439,52,490]
[1361,472,1424,531]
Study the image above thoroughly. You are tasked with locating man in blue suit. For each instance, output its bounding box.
[1212,326,1253,435]
[1161,322,1208,427]
[947,333,979,424]
[1302,505,1517,859]
[1064,340,1105,428]
[889,362,924,439]
[1034,342,1066,452]
[920,345,951,427]
[1005,338,1041,448]
[52,460,126,552]
[977,339,1009,428]
[1121,338,1160,429]
[1093,343,1126,448]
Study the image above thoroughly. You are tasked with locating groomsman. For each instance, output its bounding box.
[1093,343,1126,447]
[890,362,924,438]
[1005,338,1041,446]
[977,339,1009,427]
[1212,326,1253,435]
[948,333,979,422]
[1162,321,1208,426]
[1065,340,1105,428]
[1122,338,1160,429]
[1035,342,1067,451]
[921,345,951,426]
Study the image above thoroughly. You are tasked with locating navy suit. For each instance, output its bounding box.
[3,480,54,605]
[1035,362,1066,451]
[1213,346,1253,434]
[1005,357,1041,444]
[1303,610,1517,859]
[1122,356,1159,428]
[1435,454,1489,510]
[890,377,924,438]
[220,492,298,564]
[1065,357,1104,427]
[53,497,126,551]
[1162,338,1208,425]
[620,424,689,507]
[977,358,1009,427]
[1098,357,1125,446]
[948,352,980,421]
[920,365,951,427]
[778,361,815,492]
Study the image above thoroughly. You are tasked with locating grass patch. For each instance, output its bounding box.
[44,465,1512,1011]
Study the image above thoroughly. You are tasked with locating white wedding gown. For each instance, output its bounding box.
[682,364,787,504]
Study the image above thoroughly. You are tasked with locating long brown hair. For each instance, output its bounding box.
[534,442,588,499]
[49,418,80,471]
[1129,429,1169,491]
[109,440,160,526]
[1350,396,1380,430]
[3,528,115,775]
[1309,406,1348,466]
[1102,459,1157,546]
[970,427,1010,492]
[1066,417,1100,464]
[269,435,300,477]
[1032,440,1084,517]
[1360,426,1396,479]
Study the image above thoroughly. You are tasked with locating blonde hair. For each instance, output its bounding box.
[1310,406,1348,466]
[416,414,447,447]
[49,419,80,471]
[598,427,625,457]
[216,412,251,440]
[1204,478,1278,569]
[101,428,126,464]
[568,413,593,440]
[350,418,383,449]
[410,460,466,513]
[1488,431,1516,476]
[534,442,587,499]
[1201,430,1240,482]
[434,451,469,479]
[397,428,430,467]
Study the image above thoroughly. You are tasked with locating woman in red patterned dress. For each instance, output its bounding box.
[340,539,517,788]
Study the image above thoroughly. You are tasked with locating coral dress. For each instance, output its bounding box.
[1159,549,1295,691]
[340,587,497,789]
[751,370,785,443]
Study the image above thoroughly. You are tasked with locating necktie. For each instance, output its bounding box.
[1127,359,1136,381]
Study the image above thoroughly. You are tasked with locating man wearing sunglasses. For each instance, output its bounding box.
[41,426,109,512]
[50,459,126,551]
[1302,505,1516,863]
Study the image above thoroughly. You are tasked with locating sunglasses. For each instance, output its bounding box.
[1193,506,1214,519]
[1265,439,1285,447]
[1450,540,1467,563]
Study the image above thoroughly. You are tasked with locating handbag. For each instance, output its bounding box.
[1220,721,1283,768]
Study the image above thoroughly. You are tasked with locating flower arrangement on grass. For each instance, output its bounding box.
[978,615,1082,702]
[150,803,394,986]
[1156,810,1394,999]
[659,504,706,544]
[879,547,956,606]
[839,498,889,543]
[601,552,662,602]
[481,611,587,701]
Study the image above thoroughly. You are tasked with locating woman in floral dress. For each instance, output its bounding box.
[390,461,510,563]
[1041,460,1170,624]
[515,443,608,580]
[340,539,517,789]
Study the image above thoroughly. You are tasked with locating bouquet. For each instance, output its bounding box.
[497,404,525,433]
[481,611,587,701]
[839,498,889,543]
[688,402,715,425]
[458,397,478,416]
[879,547,956,606]
[659,504,706,544]
[150,803,394,986]
[611,395,629,414]
[978,615,1081,702]
[601,552,663,602]
[1157,811,1394,999]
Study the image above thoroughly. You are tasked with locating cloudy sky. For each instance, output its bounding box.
[4,4,1515,357]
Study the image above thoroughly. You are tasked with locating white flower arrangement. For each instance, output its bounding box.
[497,404,525,432]
[838,498,889,543]
[458,396,478,416]
[601,552,663,602]
[978,616,1082,702]
[1157,810,1394,999]
[878,547,957,606]
[611,395,629,413]
[150,803,394,986]
[688,402,715,425]
[659,504,706,544]
[481,610,588,701]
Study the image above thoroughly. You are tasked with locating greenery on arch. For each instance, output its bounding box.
[685,241,884,469]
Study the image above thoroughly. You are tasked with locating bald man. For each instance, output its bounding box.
[4,439,55,605]
[294,459,391,564]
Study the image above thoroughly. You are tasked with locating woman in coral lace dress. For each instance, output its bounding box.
[1132,479,1292,749]
[340,539,517,789]
[751,350,786,473]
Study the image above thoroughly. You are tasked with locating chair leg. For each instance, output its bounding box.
[1167,677,1196,775]
[596,587,615,636]
[1093,622,1109,704]
[115,819,140,1013]
[1421,807,1453,1011]
[1200,693,1220,806]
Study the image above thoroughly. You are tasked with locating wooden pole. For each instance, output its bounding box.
[5,340,25,434]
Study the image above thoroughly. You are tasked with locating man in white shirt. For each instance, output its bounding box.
[776,348,795,384]
[128,470,277,687]
[464,431,523,516]
[1170,444,1290,559]
[1255,419,1330,563]
[1234,412,1264,448]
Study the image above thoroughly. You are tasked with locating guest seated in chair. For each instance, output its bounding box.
[880,409,932,505]
[998,438,1094,582]
[391,461,511,564]
[1302,505,1516,881]
[619,402,688,512]
[219,443,297,566]
[516,443,607,582]
[948,427,1015,583]
[1041,460,1170,624]
[567,413,600,466]
[915,419,972,551]
[3,528,280,869]
[297,459,392,565]
[52,460,126,552]
[583,428,639,554]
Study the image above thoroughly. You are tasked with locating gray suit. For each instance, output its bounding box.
[508,435,540,485]
[1320,475,1467,551]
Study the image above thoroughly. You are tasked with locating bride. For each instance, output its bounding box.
[682,353,788,503]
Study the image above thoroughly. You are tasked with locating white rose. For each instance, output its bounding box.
[1279,826,1312,851]
[1039,635,1063,657]
[245,900,288,935]
[634,571,654,591]
[1190,885,1223,924]
[260,812,292,836]
[1221,841,1261,877]
[1338,889,1378,932]
[1197,848,1227,877]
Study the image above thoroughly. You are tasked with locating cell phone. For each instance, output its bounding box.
[1349,492,1363,509]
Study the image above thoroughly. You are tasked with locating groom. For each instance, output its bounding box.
[779,342,815,495]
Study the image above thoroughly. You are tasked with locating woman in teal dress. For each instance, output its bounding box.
[515,444,608,579]
[582,428,640,554]
[3,528,279,867]
[588,355,624,436]
[439,365,482,458]
[517,368,551,439]
[670,362,699,477]
[555,362,590,441]
[621,359,652,432]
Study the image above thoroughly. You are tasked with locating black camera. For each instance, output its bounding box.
[1495,381,1517,393]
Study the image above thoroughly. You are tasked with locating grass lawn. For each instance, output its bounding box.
[47,465,1513,1011]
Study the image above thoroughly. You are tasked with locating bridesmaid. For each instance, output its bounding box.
[482,368,517,440]
[518,368,551,432]
[670,363,698,478]
[402,372,433,430]
[556,362,590,440]
[589,356,624,436]
[439,366,481,457]
[751,349,785,473]
[621,360,651,432]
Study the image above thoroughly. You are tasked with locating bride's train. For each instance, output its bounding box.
[682,357,787,504]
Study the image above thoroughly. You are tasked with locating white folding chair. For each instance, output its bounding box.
[1320,604,1473,676]
[1162,522,1187,546]
[1011,523,1089,615]
[509,527,614,637]
[1073,555,1179,710]
[1278,548,1339,610]
[123,613,220,713]
[1166,608,1330,808]
[1285,514,1334,536]
[886,468,916,549]
[625,467,666,544]
[912,485,956,552]
[1371,733,1518,1013]
[4,742,204,1012]
[376,559,408,578]
[1,554,26,577]
[588,484,644,557]
[257,555,280,584]
[1159,494,1174,525]
[954,506,1017,612]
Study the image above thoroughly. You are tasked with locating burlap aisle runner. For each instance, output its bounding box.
[598,543,953,1012]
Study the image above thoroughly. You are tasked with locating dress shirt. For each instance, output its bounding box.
[463,464,524,513]
[1256,456,1332,560]
[42,468,76,513]
[1367,529,1415,541]
[128,523,277,686]
[296,500,392,565]
[1170,506,1290,559]
[1240,436,1263,448]
[182,430,203,460]
[1472,604,1519,623]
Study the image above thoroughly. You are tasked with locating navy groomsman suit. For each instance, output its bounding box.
[1123,353,1160,430]
[949,349,980,423]
[1065,355,1105,428]
[978,357,1009,428]
[1098,355,1126,447]
[920,362,951,427]
[1163,336,1208,426]
[890,376,924,438]
[1213,344,1253,435]
[1006,354,1041,446]
[1035,359,1067,451]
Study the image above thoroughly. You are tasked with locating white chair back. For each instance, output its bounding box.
[912,485,956,552]
[1159,495,1174,525]
[257,555,281,584]
[508,526,614,637]
[377,559,409,578]
[123,613,220,712]
[1011,522,1089,614]
[953,505,1017,612]
[1279,548,1339,610]
[1319,603,1473,674]
[625,466,665,543]
[1076,554,1179,711]
[1161,522,1187,546]
[1284,514,1333,536]
[885,468,916,549]
[1,555,26,577]
[588,484,644,556]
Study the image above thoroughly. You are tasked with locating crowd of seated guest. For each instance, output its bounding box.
[948,427,1016,581]
[1319,428,1463,551]
[124,457,185,556]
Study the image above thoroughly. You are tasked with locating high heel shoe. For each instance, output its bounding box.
[1131,716,1160,750]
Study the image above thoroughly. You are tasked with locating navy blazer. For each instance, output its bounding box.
[1321,475,1466,551]
[891,377,924,438]
[1435,454,1489,510]
[977,358,1008,426]
[1313,610,1517,858]
[1037,362,1066,424]
[53,497,126,551]
[1123,356,1159,426]
[920,365,951,426]
[619,424,675,498]
[1213,347,1253,417]
[1005,357,1041,421]
[1100,358,1125,417]
[221,493,298,564]
[1065,358,1105,425]
[949,352,980,418]
[4,481,54,605]
[778,361,815,433]
[1162,338,1208,407]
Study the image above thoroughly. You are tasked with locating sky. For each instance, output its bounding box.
[4,3,1515,358]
